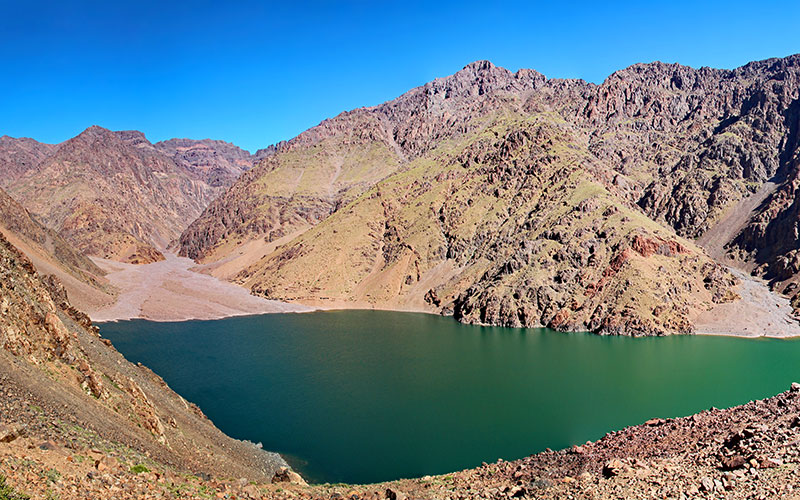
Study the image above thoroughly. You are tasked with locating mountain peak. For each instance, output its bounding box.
[462,60,496,71]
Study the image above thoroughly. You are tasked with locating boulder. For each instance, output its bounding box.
[0,423,24,443]
[271,466,307,486]
[385,487,407,500]
[720,454,745,470]
[602,458,626,478]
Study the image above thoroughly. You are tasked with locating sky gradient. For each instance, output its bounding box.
[2,0,799,152]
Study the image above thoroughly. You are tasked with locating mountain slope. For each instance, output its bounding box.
[238,112,735,335]
[154,137,258,187]
[0,135,57,187]
[190,59,800,334]
[178,62,554,269]
[0,230,285,484]
[0,186,114,312]
[6,127,223,263]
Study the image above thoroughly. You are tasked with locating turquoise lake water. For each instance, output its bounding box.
[99,310,800,484]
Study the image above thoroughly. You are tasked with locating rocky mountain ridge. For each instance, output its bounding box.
[178,55,800,335]
[1,127,258,264]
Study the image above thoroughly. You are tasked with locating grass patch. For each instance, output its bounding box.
[0,475,29,500]
[42,469,60,484]
[130,464,150,474]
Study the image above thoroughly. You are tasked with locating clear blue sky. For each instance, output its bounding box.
[1,1,799,152]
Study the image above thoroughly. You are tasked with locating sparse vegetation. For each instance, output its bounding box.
[0,475,28,500]
[129,464,150,474]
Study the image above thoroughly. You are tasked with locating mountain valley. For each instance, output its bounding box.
[4,52,800,499]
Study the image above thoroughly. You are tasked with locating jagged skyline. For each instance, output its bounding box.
[1,0,798,152]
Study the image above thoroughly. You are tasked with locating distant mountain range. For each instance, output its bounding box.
[0,127,260,264]
[3,55,800,335]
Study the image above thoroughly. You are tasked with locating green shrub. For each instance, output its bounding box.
[130,464,150,474]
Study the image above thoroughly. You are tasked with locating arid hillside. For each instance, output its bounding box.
[179,56,800,335]
[0,186,114,313]
[0,230,286,496]
[1,128,257,264]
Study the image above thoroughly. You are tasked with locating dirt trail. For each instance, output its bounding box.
[90,251,312,322]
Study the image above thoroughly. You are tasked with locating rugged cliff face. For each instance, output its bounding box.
[2,127,256,264]
[0,230,285,485]
[177,55,800,335]
[154,137,258,187]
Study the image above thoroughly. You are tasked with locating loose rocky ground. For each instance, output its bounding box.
[695,268,800,337]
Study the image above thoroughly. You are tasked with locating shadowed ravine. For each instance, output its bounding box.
[99,310,800,485]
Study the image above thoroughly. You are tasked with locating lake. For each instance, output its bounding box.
[99,310,800,484]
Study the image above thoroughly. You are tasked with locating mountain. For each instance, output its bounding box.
[0,186,114,312]
[179,55,800,335]
[0,135,57,187]
[154,137,260,187]
[3,127,255,264]
[0,230,285,492]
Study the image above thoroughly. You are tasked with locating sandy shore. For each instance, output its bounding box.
[89,252,312,322]
[695,268,800,338]
[87,247,800,337]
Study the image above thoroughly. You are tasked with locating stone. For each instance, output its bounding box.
[38,440,58,451]
[720,454,746,470]
[791,382,800,392]
[271,466,307,486]
[242,484,261,500]
[0,423,24,443]
[529,478,553,490]
[602,458,625,478]
[385,487,407,500]
[700,477,714,492]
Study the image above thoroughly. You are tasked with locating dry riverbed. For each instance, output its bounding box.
[88,252,312,322]
[695,268,800,338]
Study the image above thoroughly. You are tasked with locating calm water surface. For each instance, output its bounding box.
[100,310,800,484]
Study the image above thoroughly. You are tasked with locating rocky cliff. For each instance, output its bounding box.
[176,58,800,335]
